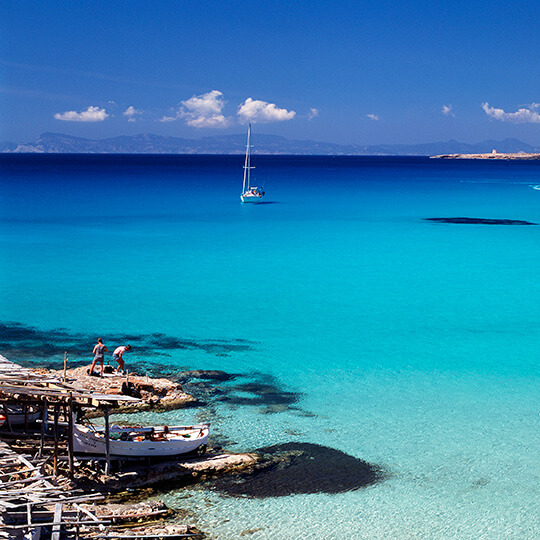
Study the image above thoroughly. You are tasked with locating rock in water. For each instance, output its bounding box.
[211,442,384,498]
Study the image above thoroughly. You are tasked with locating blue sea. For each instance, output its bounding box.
[1,154,540,538]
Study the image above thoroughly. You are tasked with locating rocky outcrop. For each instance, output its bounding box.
[211,442,385,498]
[58,366,198,415]
[432,152,540,160]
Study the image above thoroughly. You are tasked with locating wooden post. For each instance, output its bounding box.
[24,402,29,432]
[63,352,67,382]
[75,506,80,540]
[2,403,12,432]
[51,503,62,540]
[53,403,59,477]
[104,405,111,476]
[38,399,48,458]
[68,393,74,479]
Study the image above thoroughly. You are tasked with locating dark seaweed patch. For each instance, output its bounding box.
[169,371,306,415]
[425,217,536,225]
[0,321,255,367]
[215,372,301,410]
[212,442,384,498]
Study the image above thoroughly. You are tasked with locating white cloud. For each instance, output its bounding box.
[308,108,319,120]
[366,113,379,121]
[54,106,108,122]
[159,115,177,123]
[482,102,540,123]
[180,90,229,128]
[123,106,142,122]
[442,104,454,116]
[237,98,296,123]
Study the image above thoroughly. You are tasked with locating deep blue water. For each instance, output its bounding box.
[1,154,540,538]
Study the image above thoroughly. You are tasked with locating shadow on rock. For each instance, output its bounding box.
[211,442,385,498]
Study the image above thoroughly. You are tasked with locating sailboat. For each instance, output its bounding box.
[241,123,265,203]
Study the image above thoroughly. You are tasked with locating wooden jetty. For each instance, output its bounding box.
[0,356,129,538]
[0,355,141,476]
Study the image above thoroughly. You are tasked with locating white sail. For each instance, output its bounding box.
[241,123,265,203]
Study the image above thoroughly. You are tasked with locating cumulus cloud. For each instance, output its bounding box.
[54,107,109,122]
[123,106,142,122]
[482,102,540,123]
[180,90,229,127]
[237,98,296,123]
[308,108,319,120]
[366,113,379,121]
[54,106,108,122]
[442,104,454,116]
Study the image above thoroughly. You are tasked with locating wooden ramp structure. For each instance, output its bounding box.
[0,356,141,539]
[0,438,107,539]
[0,355,141,474]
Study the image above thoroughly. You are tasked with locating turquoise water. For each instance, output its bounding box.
[1,155,540,538]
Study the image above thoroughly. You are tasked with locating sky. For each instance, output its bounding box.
[2,0,540,146]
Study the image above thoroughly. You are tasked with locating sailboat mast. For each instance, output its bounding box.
[242,123,251,192]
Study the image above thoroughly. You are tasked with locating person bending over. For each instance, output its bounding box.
[112,344,132,374]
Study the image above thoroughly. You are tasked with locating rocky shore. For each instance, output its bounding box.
[1,359,386,537]
[431,151,540,160]
[0,361,260,538]
[62,365,199,416]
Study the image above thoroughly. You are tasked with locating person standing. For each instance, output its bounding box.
[113,344,132,374]
[89,338,108,377]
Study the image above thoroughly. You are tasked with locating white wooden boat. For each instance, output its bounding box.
[241,123,265,203]
[73,422,210,457]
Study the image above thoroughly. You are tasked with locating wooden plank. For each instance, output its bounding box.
[68,393,74,478]
[53,403,60,476]
[72,503,100,522]
[0,475,55,487]
[51,503,63,540]
[6,519,110,530]
[93,535,198,539]
[5,493,104,509]
[104,406,111,475]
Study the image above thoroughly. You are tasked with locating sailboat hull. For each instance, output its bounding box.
[241,193,264,203]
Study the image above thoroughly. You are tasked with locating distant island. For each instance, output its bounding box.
[432,150,540,160]
[2,133,540,156]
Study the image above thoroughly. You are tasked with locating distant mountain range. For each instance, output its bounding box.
[1,132,539,156]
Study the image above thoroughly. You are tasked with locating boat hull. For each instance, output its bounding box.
[0,407,43,426]
[73,423,209,457]
[241,193,264,203]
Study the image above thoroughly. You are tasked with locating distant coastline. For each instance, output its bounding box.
[2,133,540,156]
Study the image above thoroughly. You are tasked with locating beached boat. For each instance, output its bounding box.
[0,405,43,427]
[241,123,265,203]
[73,422,210,457]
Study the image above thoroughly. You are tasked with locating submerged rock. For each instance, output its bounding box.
[211,442,384,498]
[425,217,537,225]
[176,370,234,382]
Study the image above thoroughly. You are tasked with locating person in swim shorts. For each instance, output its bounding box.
[113,344,132,374]
[89,338,108,377]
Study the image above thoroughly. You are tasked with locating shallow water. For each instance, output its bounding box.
[1,154,540,538]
